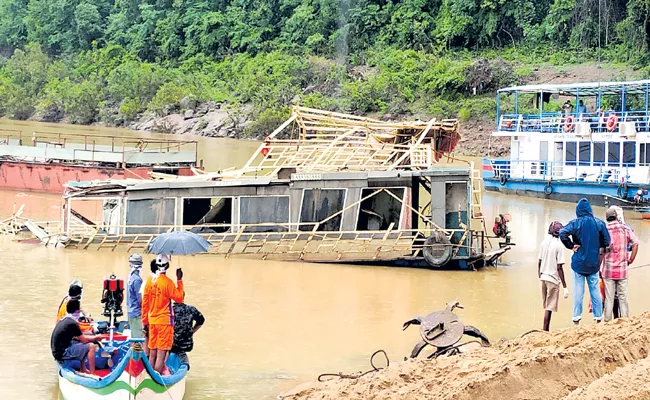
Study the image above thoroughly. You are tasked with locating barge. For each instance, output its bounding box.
[46,107,510,270]
[0,129,199,193]
[483,80,650,212]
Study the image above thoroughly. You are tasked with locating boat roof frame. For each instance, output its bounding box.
[498,80,650,96]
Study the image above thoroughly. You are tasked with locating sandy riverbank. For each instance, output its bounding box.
[279,314,650,400]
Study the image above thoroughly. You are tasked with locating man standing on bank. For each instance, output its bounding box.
[601,206,638,321]
[538,221,569,331]
[560,198,610,325]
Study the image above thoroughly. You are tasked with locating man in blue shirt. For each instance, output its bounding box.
[577,100,587,115]
[559,198,610,325]
[126,253,144,338]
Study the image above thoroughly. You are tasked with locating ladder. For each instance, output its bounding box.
[468,162,491,247]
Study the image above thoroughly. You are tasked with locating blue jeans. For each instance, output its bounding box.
[573,270,603,322]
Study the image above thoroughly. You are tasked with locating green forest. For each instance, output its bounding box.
[0,0,649,136]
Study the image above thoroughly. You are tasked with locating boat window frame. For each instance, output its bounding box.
[298,187,348,232]
[640,143,650,166]
[124,196,178,234]
[238,194,291,231]
[622,141,636,167]
[66,196,126,234]
[607,142,621,167]
[593,142,606,166]
[353,186,408,232]
[179,195,234,230]
[565,141,577,166]
[578,142,591,166]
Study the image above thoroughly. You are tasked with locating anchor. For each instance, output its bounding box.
[402,301,490,359]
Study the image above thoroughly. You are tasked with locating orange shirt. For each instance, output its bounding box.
[56,297,68,322]
[143,274,183,326]
[141,276,153,326]
[56,297,93,332]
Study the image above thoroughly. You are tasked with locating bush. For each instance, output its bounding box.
[149,82,192,115]
[119,97,142,121]
[243,107,290,139]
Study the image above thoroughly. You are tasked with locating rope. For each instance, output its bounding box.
[517,329,549,339]
[317,350,389,382]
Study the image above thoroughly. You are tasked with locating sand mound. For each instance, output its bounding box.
[279,314,650,400]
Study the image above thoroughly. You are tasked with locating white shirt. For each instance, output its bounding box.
[538,236,566,285]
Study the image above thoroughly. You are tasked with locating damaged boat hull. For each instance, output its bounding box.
[45,107,510,270]
[0,161,195,193]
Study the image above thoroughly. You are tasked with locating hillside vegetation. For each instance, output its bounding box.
[0,0,648,142]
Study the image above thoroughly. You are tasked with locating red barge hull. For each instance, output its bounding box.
[0,161,195,193]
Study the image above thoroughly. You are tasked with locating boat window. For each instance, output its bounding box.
[593,142,605,165]
[126,199,176,234]
[623,141,636,167]
[565,142,577,166]
[608,142,621,167]
[299,189,346,231]
[182,197,232,233]
[240,196,290,232]
[356,188,405,231]
[579,142,591,166]
[640,144,650,166]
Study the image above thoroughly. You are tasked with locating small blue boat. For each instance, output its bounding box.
[56,275,188,400]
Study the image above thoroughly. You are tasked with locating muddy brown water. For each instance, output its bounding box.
[1,120,650,399]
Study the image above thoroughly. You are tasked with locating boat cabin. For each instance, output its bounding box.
[62,167,485,265]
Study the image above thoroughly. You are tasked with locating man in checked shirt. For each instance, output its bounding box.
[601,206,639,322]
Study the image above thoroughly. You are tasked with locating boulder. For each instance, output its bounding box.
[179,95,197,111]
[184,109,195,120]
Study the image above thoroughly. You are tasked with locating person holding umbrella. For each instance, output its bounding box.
[142,254,184,375]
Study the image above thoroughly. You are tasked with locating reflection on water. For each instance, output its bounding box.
[0,121,649,399]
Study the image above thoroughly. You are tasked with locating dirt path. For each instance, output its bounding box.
[279,314,650,400]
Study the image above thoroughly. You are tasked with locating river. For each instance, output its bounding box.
[0,120,649,399]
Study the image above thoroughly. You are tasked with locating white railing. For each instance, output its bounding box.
[498,110,650,134]
[487,159,639,183]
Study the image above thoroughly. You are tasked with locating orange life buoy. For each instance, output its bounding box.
[260,136,271,156]
[606,114,618,131]
[564,115,575,132]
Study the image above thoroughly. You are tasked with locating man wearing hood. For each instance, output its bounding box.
[126,253,144,338]
[560,198,610,325]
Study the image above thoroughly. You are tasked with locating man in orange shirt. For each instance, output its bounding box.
[142,254,184,374]
[56,280,94,333]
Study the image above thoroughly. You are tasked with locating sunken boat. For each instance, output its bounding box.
[0,129,199,193]
[45,106,510,270]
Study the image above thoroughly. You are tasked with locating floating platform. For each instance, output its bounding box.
[0,129,199,193]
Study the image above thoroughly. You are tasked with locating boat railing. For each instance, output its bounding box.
[60,222,489,260]
[0,129,198,166]
[498,110,650,134]
[241,137,437,174]
[487,158,635,184]
[229,106,461,177]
